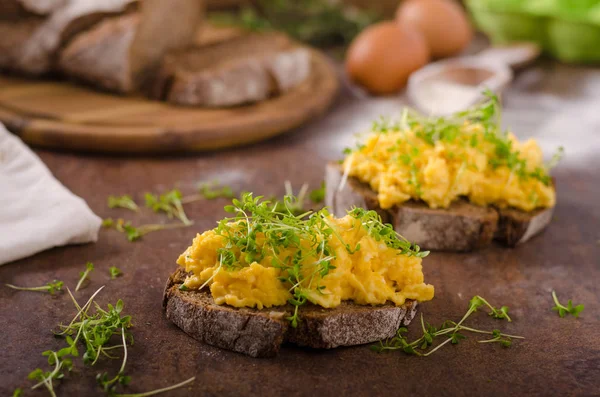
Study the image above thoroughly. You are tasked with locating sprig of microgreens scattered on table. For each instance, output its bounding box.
[5,262,122,297]
[13,286,194,397]
[75,262,94,292]
[108,195,139,212]
[372,296,521,355]
[551,291,584,318]
[109,266,123,280]
[102,182,234,241]
[5,280,64,295]
[103,181,326,242]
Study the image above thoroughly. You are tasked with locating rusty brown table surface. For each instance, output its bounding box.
[2,61,600,397]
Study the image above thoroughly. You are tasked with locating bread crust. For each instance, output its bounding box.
[0,0,135,75]
[57,0,202,93]
[58,13,138,92]
[496,206,555,246]
[325,161,554,251]
[156,33,311,107]
[163,269,418,357]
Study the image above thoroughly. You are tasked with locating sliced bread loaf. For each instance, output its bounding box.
[58,0,203,93]
[0,0,136,75]
[151,33,311,107]
[163,268,418,358]
[325,161,554,251]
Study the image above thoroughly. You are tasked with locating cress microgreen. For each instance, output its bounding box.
[372,295,523,356]
[75,262,94,292]
[551,290,584,318]
[198,181,235,200]
[109,266,123,279]
[176,181,236,205]
[145,189,192,226]
[108,195,139,212]
[5,280,64,295]
[28,350,73,397]
[22,285,195,397]
[268,180,310,216]
[347,207,428,258]
[12,388,22,397]
[104,218,191,242]
[478,329,513,347]
[197,193,425,327]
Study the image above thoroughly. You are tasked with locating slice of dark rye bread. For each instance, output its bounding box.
[150,33,311,106]
[325,162,554,251]
[57,0,203,93]
[163,269,419,358]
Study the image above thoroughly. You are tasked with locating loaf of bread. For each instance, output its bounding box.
[0,0,136,75]
[58,0,204,93]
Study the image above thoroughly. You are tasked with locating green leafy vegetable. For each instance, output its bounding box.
[209,0,379,48]
[108,195,139,212]
[109,267,123,280]
[347,207,428,258]
[479,329,513,347]
[75,262,94,292]
[21,285,195,397]
[5,280,63,295]
[145,189,192,226]
[198,181,235,200]
[372,295,523,356]
[96,327,132,395]
[12,388,22,397]
[104,218,191,242]
[58,290,132,366]
[551,290,584,318]
[28,350,73,397]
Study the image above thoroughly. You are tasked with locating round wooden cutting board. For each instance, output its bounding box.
[0,49,338,153]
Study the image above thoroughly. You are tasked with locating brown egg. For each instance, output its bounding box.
[346,22,430,95]
[396,0,473,58]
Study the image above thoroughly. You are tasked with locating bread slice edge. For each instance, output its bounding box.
[163,268,418,357]
[325,161,554,250]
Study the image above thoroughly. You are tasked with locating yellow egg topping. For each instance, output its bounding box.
[342,97,559,212]
[177,195,434,322]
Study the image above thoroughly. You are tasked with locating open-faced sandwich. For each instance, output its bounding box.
[326,94,560,251]
[163,194,434,357]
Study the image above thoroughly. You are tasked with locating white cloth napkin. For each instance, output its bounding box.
[0,124,101,265]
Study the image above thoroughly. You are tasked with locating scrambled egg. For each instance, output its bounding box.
[343,125,556,212]
[177,214,434,310]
